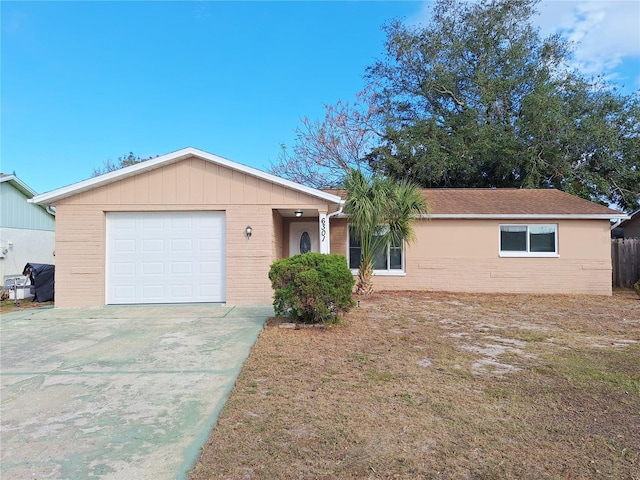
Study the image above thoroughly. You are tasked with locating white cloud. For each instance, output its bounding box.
[408,0,640,89]
[536,0,640,81]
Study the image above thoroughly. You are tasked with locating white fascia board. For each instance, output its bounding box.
[30,147,342,206]
[1,175,37,198]
[335,213,629,220]
[421,213,630,220]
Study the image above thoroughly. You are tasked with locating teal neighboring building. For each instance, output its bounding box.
[0,174,56,286]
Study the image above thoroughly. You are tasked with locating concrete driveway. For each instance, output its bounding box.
[0,304,270,479]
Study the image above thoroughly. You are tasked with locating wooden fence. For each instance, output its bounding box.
[612,238,640,288]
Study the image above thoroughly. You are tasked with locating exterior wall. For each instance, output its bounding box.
[0,182,56,282]
[330,217,613,295]
[0,182,55,231]
[622,216,640,238]
[272,210,284,260]
[0,227,56,281]
[53,156,332,307]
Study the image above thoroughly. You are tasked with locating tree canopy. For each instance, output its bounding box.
[364,0,639,211]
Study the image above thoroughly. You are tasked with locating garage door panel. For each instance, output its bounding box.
[142,239,165,253]
[199,285,219,297]
[171,216,193,228]
[114,285,136,300]
[115,239,136,253]
[142,285,164,300]
[107,212,225,304]
[171,239,192,253]
[171,285,193,298]
[142,216,164,228]
[114,262,136,275]
[200,261,219,274]
[142,262,164,275]
[170,262,191,274]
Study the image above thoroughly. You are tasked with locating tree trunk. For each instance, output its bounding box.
[356,261,374,296]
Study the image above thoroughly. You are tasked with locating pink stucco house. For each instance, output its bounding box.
[31,147,627,307]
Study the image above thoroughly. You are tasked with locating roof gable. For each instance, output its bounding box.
[30,147,343,206]
[0,174,38,199]
[0,174,56,226]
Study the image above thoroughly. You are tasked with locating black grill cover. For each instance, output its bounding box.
[22,263,55,302]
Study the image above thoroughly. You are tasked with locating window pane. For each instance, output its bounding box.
[349,248,361,269]
[372,245,388,270]
[299,232,311,254]
[530,225,556,252]
[390,246,402,269]
[500,226,527,251]
[349,227,361,269]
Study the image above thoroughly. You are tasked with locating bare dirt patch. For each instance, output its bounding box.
[189,290,640,479]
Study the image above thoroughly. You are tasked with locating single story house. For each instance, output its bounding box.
[1,174,56,289]
[31,147,627,307]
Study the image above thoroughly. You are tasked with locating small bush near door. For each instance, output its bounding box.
[269,253,355,325]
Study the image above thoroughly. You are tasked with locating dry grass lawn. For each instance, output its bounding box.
[0,298,53,313]
[190,290,640,480]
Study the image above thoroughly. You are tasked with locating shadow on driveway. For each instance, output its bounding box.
[1,304,270,479]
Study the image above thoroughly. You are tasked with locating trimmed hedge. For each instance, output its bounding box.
[268,253,355,324]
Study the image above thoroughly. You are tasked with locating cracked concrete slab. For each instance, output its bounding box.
[0,304,270,479]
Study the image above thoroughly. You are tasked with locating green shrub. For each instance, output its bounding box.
[634,279,640,298]
[268,253,355,324]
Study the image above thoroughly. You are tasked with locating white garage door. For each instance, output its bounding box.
[106,212,225,304]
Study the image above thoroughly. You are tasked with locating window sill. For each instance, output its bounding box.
[499,252,559,258]
[350,269,406,276]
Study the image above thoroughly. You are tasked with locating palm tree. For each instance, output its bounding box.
[344,169,428,296]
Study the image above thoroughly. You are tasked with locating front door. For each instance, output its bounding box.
[289,222,319,256]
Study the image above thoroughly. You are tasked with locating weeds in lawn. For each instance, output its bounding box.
[190,290,639,480]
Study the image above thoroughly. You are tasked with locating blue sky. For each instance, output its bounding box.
[2,1,639,195]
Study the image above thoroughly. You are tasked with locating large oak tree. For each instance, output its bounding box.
[365,0,639,211]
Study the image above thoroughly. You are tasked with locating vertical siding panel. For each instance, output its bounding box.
[134,172,150,204]
[189,158,205,204]
[120,176,135,204]
[216,166,232,204]
[256,179,271,204]
[203,163,217,204]
[271,184,285,203]
[244,175,259,204]
[147,168,164,204]
[162,164,177,204]
[92,184,108,205]
[284,188,299,202]
[106,182,121,204]
[230,171,244,204]
[175,160,191,204]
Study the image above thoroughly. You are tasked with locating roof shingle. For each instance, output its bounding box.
[326,188,623,217]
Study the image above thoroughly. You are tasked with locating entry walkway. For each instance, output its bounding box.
[0,304,270,479]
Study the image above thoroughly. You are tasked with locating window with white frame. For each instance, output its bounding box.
[348,225,404,273]
[499,224,558,257]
